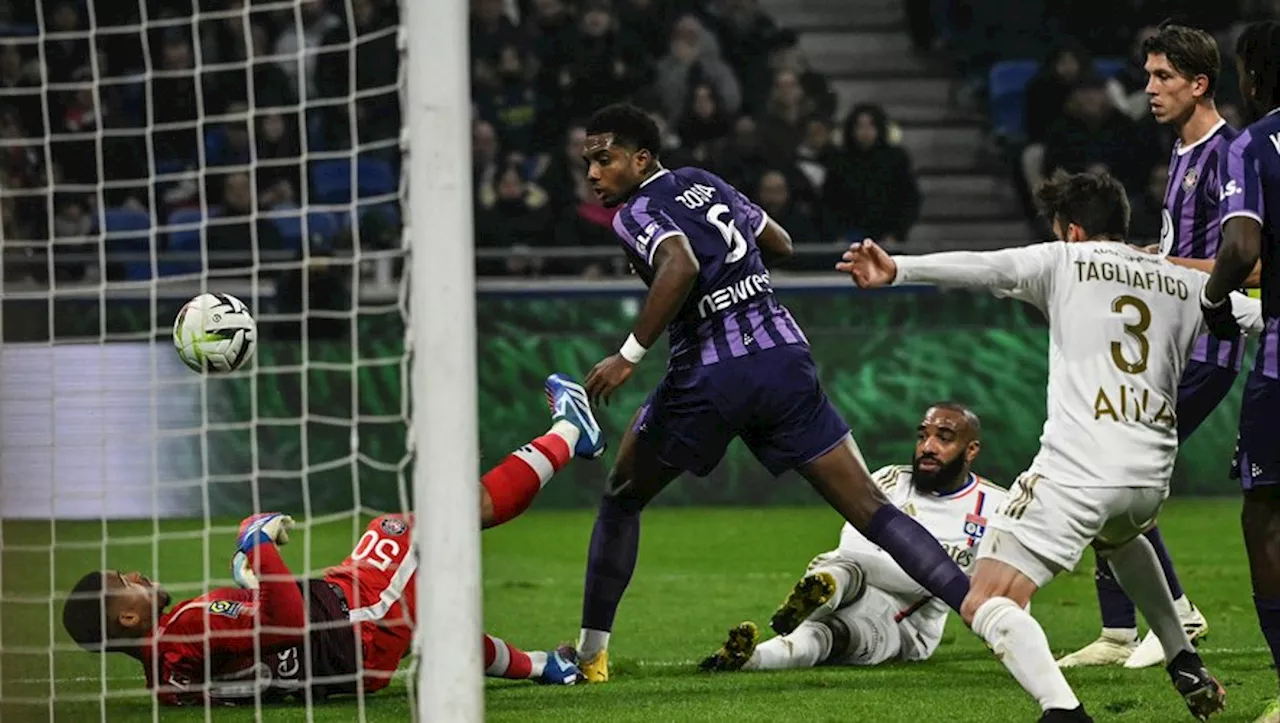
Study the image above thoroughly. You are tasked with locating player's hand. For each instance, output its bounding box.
[236,513,294,553]
[835,238,898,288]
[1200,290,1241,339]
[585,354,634,406]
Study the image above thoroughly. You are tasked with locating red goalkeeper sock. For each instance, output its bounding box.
[480,433,571,527]
[483,633,547,679]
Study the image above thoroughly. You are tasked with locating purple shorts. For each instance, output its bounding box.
[1176,360,1238,442]
[634,344,851,477]
[1232,369,1280,491]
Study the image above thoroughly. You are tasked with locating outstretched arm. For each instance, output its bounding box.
[1205,219,1264,302]
[837,239,1061,303]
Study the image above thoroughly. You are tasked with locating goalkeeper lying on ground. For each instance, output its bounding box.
[701,403,1008,672]
[60,374,603,704]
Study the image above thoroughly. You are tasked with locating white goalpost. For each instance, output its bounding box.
[0,0,481,719]
[406,0,484,719]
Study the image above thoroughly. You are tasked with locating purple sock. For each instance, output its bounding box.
[866,504,969,612]
[1145,526,1186,600]
[1095,556,1138,629]
[581,495,643,632]
[1254,595,1280,673]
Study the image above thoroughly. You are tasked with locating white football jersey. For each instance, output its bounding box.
[836,465,1008,659]
[894,242,1263,488]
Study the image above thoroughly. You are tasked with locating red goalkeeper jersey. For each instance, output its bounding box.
[143,544,318,705]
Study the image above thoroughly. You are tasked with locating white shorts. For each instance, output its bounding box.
[978,472,1168,587]
[825,587,940,666]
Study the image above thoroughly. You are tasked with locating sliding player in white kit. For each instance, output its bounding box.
[699,403,1007,673]
[840,170,1262,722]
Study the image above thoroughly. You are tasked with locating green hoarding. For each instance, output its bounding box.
[3,285,1249,516]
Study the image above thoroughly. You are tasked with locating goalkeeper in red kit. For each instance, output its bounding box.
[60,374,604,704]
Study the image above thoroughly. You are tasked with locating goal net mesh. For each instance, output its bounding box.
[0,0,415,719]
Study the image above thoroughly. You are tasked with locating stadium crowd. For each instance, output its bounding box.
[2,0,1280,281]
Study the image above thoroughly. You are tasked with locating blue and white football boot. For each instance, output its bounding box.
[544,373,606,459]
[537,645,586,685]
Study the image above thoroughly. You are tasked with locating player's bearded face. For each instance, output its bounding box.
[911,449,967,492]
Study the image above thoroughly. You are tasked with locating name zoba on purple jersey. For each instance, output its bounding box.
[611,168,807,368]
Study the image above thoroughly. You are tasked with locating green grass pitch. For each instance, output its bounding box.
[2,500,1275,722]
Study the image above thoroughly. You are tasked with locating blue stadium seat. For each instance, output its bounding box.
[163,207,220,277]
[1094,57,1126,80]
[311,159,396,204]
[988,60,1039,139]
[272,204,340,251]
[0,23,38,37]
[95,207,154,280]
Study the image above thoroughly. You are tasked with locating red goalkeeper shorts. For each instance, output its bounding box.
[324,514,417,692]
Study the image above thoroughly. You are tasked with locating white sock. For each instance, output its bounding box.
[1173,595,1193,617]
[550,420,581,452]
[809,562,865,621]
[578,628,610,659]
[745,622,832,671]
[527,650,548,678]
[1101,626,1139,642]
[972,596,1080,712]
[1105,535,1194,662]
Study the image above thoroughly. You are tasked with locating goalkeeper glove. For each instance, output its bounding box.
[1200,287,1240,339]
[236,512,294,553]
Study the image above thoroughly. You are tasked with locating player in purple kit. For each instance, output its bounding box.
[572,103,972,682]
[1060,22,1229,670]
[1199,20,1280,723]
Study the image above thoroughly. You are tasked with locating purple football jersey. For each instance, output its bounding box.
[1164,120,1244,369]
[1220,109,1280,379]
[611,167,807,368]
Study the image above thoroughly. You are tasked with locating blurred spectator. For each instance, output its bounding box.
[42,1,89,83]
[249,23,298,110]
[791,115,836,202]
[471,0,523,89]
[473,120,502,197]
[756,68,814,166]
[617,0,685,59]
[206,172,286,270]
[209,102,253,169]
[544,128,618,270]
[524,0,577,63]
[1018,42,1089,216]
[475,165,555,276]
[0,42,43,138]
[1127,162,1171,242]
[654,15,741,123]
[274,0,342,100]
[1025,43,1090,145]
[1107,25,1160,121]
[646,106,697,170]
[50,67,101,187]
[546,0,652,123]
[1042,75,1155,192]
[708,114,770,191]
[676,83,733,158]
[151,33,214,162]
[316,0,401,148]
[51,195,91,281]
[763,30,836,118]
[540,124,590,212]
[712,0,779,111]
[756,169,819,249]
[256,112,302,208]
[474,44,543,154]
[822,104,920,245]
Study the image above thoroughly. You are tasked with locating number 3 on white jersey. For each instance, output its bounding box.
[351,529,402,571]
[706,203,747,263]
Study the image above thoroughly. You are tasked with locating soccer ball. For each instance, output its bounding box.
[173,293,257,373]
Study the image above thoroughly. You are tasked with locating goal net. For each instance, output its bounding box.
[0,0,478,719]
